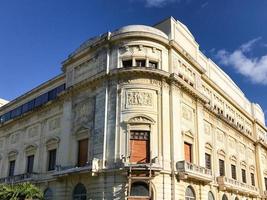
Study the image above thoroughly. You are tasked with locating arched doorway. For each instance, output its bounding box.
[208,191,214,200]
[44,188,53,200]
[222,194,228,200]
[73,183,87,200]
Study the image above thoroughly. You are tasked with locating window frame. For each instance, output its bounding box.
[47,149,57,171]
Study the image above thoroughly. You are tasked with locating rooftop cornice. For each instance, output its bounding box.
[202,74,255,122]
[169,40,206,74]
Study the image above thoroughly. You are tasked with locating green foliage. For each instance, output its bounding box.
[0,182,44,200]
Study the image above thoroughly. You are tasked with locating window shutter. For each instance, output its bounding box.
[219,159,225,176]
[205,153,211,169]
[231,164,236,180]
[130,131,150,163]
[184,143,192,163]
[78,139,89,167]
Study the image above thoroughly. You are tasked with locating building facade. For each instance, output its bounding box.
[0,17,267,200]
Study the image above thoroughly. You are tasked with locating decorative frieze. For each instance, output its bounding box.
[127,91,152,107]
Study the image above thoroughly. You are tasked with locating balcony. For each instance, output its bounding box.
[0,173,39,184]
[217,176,259,197]
[176,161,213,183]
[53,164,92,177]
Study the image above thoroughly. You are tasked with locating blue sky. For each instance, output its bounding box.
[0,0,267,121]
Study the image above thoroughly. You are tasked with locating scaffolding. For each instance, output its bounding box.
[127,153,155,199]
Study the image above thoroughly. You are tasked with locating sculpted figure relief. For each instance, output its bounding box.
[127,91,152,106]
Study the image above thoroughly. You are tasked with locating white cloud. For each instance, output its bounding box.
[201,2,208,8]
[134,0,181,7]
[216,38,267,85]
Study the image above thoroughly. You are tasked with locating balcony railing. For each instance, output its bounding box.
[176,160,213,183]
[217,176,259,197]
[0,173,39,184]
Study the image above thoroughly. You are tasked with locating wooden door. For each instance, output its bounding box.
[184,143,192,163]
[130,131,150,163]
[78,139,88,167]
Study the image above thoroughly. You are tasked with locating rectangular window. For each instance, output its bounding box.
[242,169,246,183]
[122,60,132,68]
[48,149,57,171]
[9,160,15,177]
[205,153,211,169]
[34,93,48,107]
[26,155,34,173]
[219,159,225,176]
[265,177,267,191]
[231,164,237,180]
[148,61,158,69]
[251,173,255,186]
[130,131,150,163]
[135,59,146,67]
[184,143,192,163]
[78,139,89,167]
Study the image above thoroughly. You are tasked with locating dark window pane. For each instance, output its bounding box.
[9,160,15,176]
[149,61,158,69]
[27,155,34,173]
[122,60,132,68]
[48,89,57,101]
[56,84,65,95]
[48,149,57,171]
[73,183,87,200]
[205,153,211,169]
[28,100,35,111]
[44,188,53,200]
[130,182,149,197]
[219,159,225,176]
[35,93,48,107]
[251,173,255,186]
[22,103,29,113]
[264,177,267,191]
[136,59,146,67]
[242,169,246,183]
[231,164,236,180]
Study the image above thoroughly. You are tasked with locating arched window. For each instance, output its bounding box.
[185,186,195,200]
[208,191,214,200]
[235,197,239,200]
[130,182,149,197]
[222,194,228,200]
[73,183,87,200]
[44,188,53,200]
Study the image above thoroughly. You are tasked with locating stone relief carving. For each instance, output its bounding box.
[73,98,95,132]
[228,138,235,149]
[48,117,60,131]
[216,130,224,142]
[204,122,211,135]
[182,106,192,121]
[10,132,20,145]
[127,91,152,107]
[28,125,39,138]
[128,116,154,124]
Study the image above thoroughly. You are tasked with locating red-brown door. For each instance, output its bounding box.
[184,142,192,163]
[130,131,150,163]
[78,139,88,167]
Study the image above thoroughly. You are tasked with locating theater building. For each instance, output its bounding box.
[0,17,267,200]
